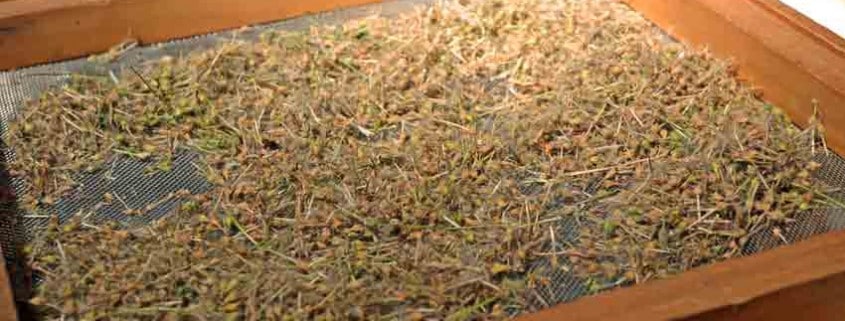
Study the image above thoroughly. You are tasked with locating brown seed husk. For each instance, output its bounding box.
[12,0,833,320]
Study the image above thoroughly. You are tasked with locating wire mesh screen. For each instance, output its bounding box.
[1,0,844,317]
[524,152,845,311]
[0,0,436,303]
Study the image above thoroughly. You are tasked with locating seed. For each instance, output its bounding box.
[14,0,835,320]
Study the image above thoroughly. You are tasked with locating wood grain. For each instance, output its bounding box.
[519,1,845,319]
[622,0,845,157]
[3,0,845,320]
[517,229,845,321]
[0,0,382,70]
[0,248,17,321]
[0,0,386,318]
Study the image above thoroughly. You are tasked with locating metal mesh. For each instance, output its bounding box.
[0,0,843,317]
[522,151,845,311]
[525,216,588,309]
[741,153,845,255]
[24,150,212,231]
[0,0,434,302]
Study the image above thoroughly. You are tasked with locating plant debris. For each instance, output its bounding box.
[8,0,835,319]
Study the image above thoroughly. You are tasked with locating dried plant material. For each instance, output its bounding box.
[10,0,834,319]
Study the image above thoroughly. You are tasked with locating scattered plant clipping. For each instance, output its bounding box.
[10,0,835,320]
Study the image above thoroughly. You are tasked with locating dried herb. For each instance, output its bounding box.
[11,0,834,320]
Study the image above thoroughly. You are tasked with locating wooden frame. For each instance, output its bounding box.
[0,0,388,318]
[619,0,845,157]
[1,0,845,320]
[517,229,845,321]
[0,250,17,321]
[0,0,382,70]
[519,0,845,319]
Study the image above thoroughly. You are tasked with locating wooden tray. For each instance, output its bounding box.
[1,0,844,320]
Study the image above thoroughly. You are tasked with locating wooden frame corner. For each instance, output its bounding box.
[0,0,383,70]
[519,1,845,319]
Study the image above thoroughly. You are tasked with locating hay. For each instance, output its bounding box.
[10,0,832,319]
